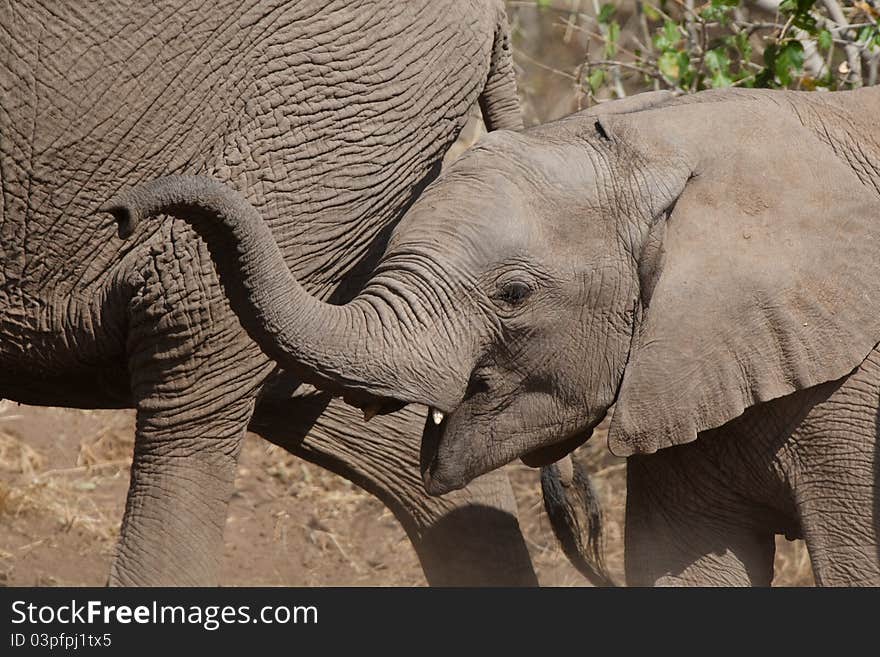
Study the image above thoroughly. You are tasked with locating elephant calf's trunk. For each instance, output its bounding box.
[101,175,430,407]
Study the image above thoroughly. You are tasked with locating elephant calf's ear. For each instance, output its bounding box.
[607,99,880,457]
[636,213,667,311]
[590,113,685,312]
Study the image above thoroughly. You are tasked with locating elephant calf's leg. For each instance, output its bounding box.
[791,443,879,585]
[625,452,776,587]
[787,355,880,586]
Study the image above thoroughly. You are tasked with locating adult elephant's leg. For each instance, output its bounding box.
[624,451,776,587]
[110,227,274,586]
[414,468,536,586]
[251,388,538,586]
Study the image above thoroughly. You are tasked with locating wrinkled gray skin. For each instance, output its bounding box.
[112,86,880,585]
[0,0,541,586]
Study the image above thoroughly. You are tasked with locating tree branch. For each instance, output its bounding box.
[822,0,864,86]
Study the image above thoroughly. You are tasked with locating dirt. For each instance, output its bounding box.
[0,402,578,586]
[0,401,813,587]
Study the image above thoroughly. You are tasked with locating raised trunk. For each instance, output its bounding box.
[103,176,458,409]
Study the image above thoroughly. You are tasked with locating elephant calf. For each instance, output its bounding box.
[105,86,880,585]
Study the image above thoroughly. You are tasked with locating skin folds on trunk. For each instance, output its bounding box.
[103,176,459,411]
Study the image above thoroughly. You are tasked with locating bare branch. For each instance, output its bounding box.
[822,0,864,86]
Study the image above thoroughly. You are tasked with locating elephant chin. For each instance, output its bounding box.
[419,407,595,496]
[518,431,590,468]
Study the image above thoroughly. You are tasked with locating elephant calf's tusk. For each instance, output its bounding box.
[431,409,444,425]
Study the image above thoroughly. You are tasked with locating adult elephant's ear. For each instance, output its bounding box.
[602,97,880,456]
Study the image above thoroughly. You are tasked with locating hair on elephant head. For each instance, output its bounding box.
[103,87,880,496]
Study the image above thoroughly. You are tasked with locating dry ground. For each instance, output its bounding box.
[0,400,813,587]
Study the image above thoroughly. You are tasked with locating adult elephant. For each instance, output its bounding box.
[0,0,539,586]
[112,87,880,585]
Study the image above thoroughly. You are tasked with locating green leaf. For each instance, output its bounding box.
[779,0,818,31]
[677,51,694,86]
[702,0,738,24]
[588,69,606,94]
[817,29,832,51]
[642,4,661,21]
[728,31,753,61]
[597,3,616,25]
[664,20,680,44]
[658,50,689,82]
[757,43,779,88]
[779,0,817,12]
[774,40,804,86]
[654,19,681,51]
[795,16,817,31]
[858,26,879,45]
[711,71,734,88]
[704,48,730,73]
[604,21,621,57]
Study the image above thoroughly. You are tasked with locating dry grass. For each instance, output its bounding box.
[0,399,815,586]
[0,403,133,584]
[773,537,815,586]
[229,441,425,586]
[262,443,370,570]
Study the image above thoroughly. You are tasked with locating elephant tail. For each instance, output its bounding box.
[541,456,616,587]
[479,3,523,132]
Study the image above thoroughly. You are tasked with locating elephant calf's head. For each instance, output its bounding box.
[383,119,686,493]
[374,93,880,495]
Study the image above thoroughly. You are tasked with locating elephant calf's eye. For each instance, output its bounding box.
[495,280,532,306]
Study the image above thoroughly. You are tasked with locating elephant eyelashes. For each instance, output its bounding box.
[495,280,532,306]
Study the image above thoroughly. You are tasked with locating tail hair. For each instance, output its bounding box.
[541,456,616,587]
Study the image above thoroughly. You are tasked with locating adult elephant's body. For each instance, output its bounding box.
[0,0,536,585]
[115,86,880,585]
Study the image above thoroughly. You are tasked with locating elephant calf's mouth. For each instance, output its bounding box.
[420,404,599,496]
[422,404,490,496]
[419,406,448,490]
